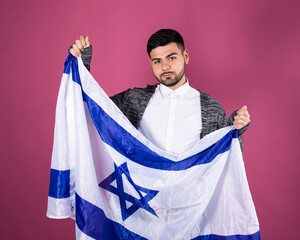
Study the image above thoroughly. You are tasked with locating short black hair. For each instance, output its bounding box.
[147,29,185,57]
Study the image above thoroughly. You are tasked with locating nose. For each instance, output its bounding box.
[161,60,170,71]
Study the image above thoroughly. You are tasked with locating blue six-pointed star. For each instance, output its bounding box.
[99,162,159,221]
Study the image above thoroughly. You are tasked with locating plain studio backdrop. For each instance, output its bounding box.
[0,0,299,239]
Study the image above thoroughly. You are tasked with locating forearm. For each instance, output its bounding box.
[81,45,92,71]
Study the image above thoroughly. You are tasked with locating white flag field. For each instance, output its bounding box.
[47,55,261,240]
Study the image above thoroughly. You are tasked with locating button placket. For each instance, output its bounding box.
[166,93,176,152]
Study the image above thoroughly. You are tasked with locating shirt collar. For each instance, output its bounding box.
[158,79,191,98]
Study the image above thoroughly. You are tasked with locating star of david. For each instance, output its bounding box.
[99,162,159,221]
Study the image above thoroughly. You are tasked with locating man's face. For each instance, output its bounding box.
[149,42,189,90]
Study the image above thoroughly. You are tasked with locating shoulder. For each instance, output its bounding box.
[110,84,157,109]
[120,84,157,98]
[112,84,157,96]
[109,85,157,128]
[111,84,157,102]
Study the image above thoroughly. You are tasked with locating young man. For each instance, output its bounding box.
[70,29,250,153]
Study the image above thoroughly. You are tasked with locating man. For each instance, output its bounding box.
[69,29,250,153]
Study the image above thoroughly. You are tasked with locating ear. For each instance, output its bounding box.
[184,49,189,64]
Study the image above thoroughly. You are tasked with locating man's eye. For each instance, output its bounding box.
[169,57,176,60]
[154,61,160,64]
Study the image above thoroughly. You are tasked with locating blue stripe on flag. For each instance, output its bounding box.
[76,193,147,240]
[71,57,81,85]
[63,53,74,74]
[48,169,70,198]
[192,231,261,240]
[76,192,260,240]
[65,55,238,171]
[86,96,234,170]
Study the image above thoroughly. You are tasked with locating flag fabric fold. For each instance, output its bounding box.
[47,54,261,240]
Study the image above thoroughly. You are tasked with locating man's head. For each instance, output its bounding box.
[147,29,185,57]
[147,29,189,90]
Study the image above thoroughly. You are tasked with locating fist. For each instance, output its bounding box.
[233,105,250,130]
[69,35,91,58]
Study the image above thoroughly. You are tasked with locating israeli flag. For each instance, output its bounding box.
[47,54,261,240]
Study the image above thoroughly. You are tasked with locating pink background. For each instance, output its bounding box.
[1,0,299,239]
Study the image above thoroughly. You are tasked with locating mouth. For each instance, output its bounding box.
[161,72,174,78]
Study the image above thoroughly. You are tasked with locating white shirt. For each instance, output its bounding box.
[138,81,202,155]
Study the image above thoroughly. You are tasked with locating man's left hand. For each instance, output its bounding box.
[233,106,250,130]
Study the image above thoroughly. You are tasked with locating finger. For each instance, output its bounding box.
[85,36,91,47]
[237,105,247,114]
[234,114,250,122]
[80,35,86,48]
[234,124,244,130]
[233,120,242,129]
[239,116,250,123]
[70,48,79,58]
[234,118,249,126]
[76,39,84,51]
[234,118,250,129]
[236,110,250,119]
[72,43,82,56]
[234,121,247,129]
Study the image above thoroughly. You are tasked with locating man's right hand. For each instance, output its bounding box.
[70,35,91,58]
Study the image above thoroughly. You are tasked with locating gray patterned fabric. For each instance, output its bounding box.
[80,45,249,151]
[68,45,92,71]
[110,86,248,151]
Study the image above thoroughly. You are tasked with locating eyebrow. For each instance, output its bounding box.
[166,53,177,58]
[151,52,178,62]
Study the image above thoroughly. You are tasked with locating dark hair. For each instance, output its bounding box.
[147,29,185,56]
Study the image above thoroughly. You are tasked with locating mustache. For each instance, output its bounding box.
[161,72,174,77]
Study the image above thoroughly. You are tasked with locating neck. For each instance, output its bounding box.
[168,76,187,90]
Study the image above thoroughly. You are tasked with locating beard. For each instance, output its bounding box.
[154,63,186,87]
